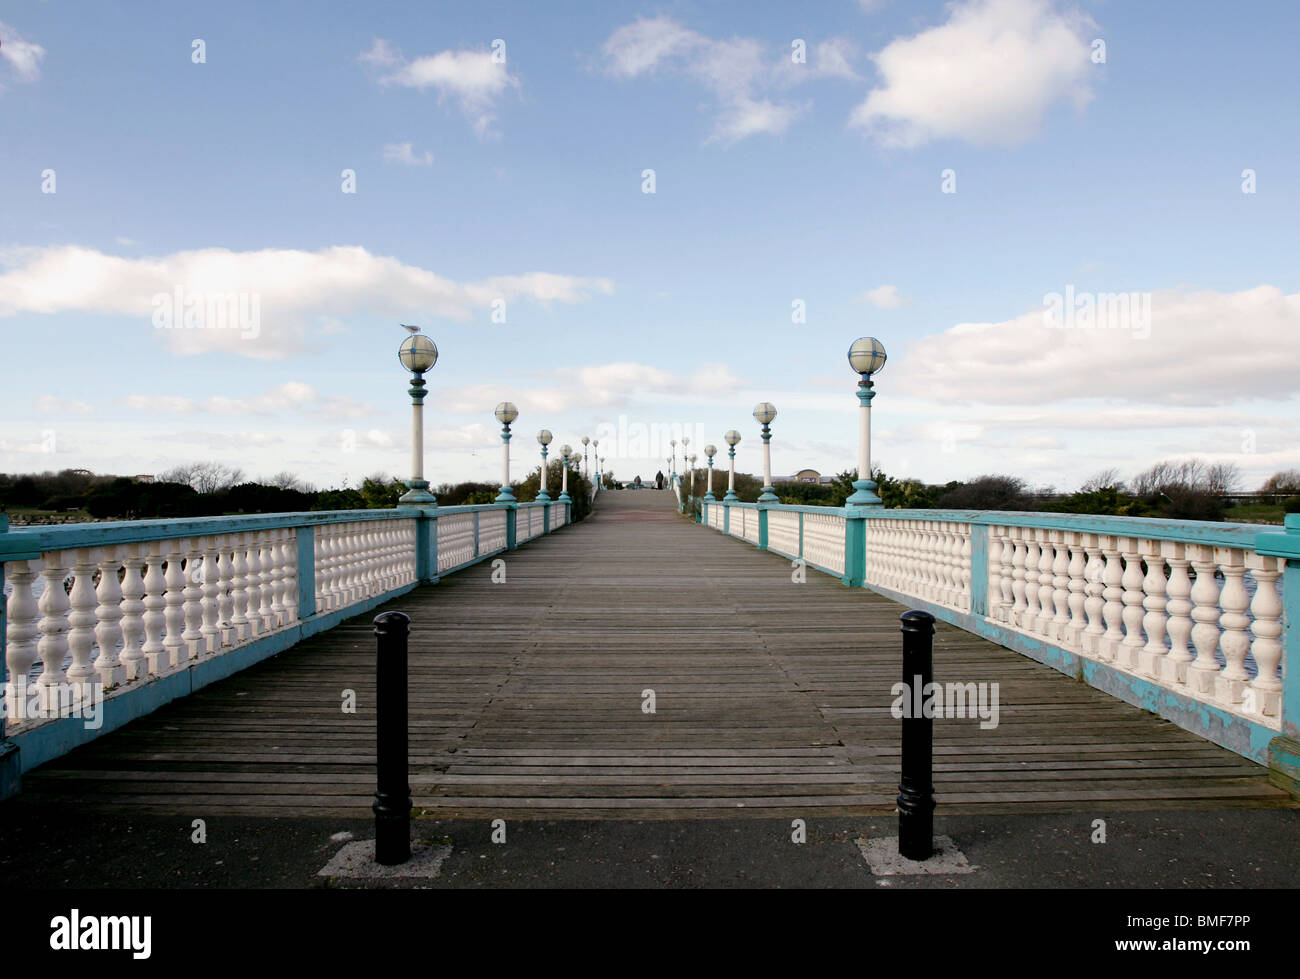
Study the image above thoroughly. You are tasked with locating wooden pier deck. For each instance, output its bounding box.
[14,490,1294,819]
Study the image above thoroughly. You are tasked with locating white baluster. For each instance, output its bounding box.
[163,543,187,669]
[1011,537,1029,627]
[1118,539,1146,671]
[1247,555,1283,718]
[267,529,287,627]
[5,560,39,722]
[1214,548,1251,707]
[1081,535,1106,656]
[1099,537,1124,662]
[1034,531,1055,635]
[92,547,126,689]
[228,535,250,641]
[200,541,222,653]
[1065,534,1087,647]
[998,530,1016,623]
[1138,541,1169,679]
[314,526,329,613]
[259,531,277,629]
[1187,545,1222,696]
[958,530,971,612]
[119,546,148,681]
[65,550,99,700]
[244,531,263,637]
[986,530,1002,620]
[282,530,299,624]
[36,553,72,711]
[1020,536,1041,631]
[217,536,237,645]
[1161,543,1194,686]
[181,541,204,660]
[1049,531,1071,641]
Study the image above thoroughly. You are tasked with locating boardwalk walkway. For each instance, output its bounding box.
[14,490,1293,819]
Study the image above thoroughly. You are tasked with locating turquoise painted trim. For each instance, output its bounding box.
[506,504,518,551]
[761,502,849,516]
[839,507,1264,550]
[0,505,510,561]
[1282,557,1300,742]
[969,523,990,617]
[842,512,865,587]
[758,507,769,551]
[1257,516,1300,560]
[543,502,551,534]
[296,528,316,621]
[723,505,730,534]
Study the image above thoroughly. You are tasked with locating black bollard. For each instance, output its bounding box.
[373,611,412,865]
[897,609,936,861]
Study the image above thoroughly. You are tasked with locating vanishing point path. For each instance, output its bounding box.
[12,490,1293,820]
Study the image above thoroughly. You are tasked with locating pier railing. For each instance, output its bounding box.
[0,499,572,781]
[701,499,1300,784]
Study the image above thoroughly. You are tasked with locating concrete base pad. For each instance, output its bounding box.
[317,840,452,879]
[855,835,977,876]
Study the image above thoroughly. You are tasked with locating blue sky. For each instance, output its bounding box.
[2,0,1297,492]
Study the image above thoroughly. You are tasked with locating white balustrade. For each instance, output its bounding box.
[4,505,567,741]
[988,525,1285,730]
[803,512,846,576]
[479,509,508,553]
[766,510,800,559]
[437,512,476,572]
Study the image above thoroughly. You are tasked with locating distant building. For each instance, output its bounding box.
[773,469,835,485]
[134,475,156,484]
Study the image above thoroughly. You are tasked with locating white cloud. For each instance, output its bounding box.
[0,22,45,85]
[382,141,434,166]
[857,284,907,308]
[361,40,518,136]
[893,284,1300,406]
[849,0,1095,148]
[35,396,93,414]
[123,383,374,420]
[602,17,856,144]
[438,361,742,415]
[0,244,613,359]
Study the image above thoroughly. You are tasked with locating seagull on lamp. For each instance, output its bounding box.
[401,324,422,334]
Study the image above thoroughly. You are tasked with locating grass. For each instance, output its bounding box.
[1224,503,1287,525]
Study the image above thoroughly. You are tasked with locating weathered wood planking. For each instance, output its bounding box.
[15,490,1295,819]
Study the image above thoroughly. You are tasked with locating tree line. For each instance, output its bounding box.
[680,461,1300,522]
[0,461,595,524]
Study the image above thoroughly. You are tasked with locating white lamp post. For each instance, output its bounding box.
[754,403,778,503]
[723,430,740,501]
[704,444,717,501]
[689,453,697,497]
[582,436,590,479]
[559,444,572,502]
[846,337,888,507]
[397,330,439,505]
[537,429,553,502]
[670,439,677,481]
[494,402,519,503]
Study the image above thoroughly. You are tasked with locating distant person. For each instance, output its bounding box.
[634,475,642,488]
[655,470,664,490]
